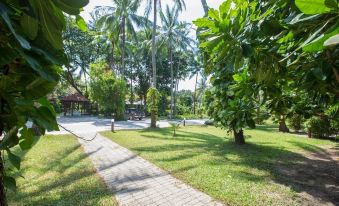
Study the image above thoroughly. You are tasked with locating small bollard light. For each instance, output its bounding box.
[183,118,186,127]
[111,119,115,132]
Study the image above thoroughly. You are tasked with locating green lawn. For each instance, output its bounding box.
[7,135,117,206]
[102,125,337,206]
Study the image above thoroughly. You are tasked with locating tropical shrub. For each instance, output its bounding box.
[147,87,160,128]
[305,117,332,138]
[89,61,127,119]
[0,0,88,203]
[288,114,304,131]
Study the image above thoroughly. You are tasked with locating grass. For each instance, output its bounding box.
[102,125,337,206]
[7,135,117,206]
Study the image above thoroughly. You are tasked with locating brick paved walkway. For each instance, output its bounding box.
[79,133,223,206]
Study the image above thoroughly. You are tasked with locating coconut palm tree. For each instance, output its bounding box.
[145,0,186,88]
[200,0,209,15]
[95,0,150,74]
[159,5,193,118]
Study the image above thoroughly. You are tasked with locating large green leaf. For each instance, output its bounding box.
[19,51,57,82]
[193,18,215,28]
[56,0,88,8]
[6,149,21,170]
[4,176,16,191]
[30,0,65,49]
[34,106,59,131]
[76,15,87,32]
[304,26,339,51]
[20,13,38,40]
[52,0,81,15]
[295,0,332,14]
[208,8,220,20]
[324,34,339,47]
[0,3,31,49]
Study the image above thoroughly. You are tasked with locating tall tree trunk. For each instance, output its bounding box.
[174,79,179,117]
[130,77,134,105]
[150,111,156,128]
[193,73,198,115]
[234,129,245,145]
[84,72,88,97]
[200,0,209,15]
[0,152,7,206]
[0,108,6,205]
[63,70,84,96]
[279,116,289,132]
[121,16,126,74]
[151,0,157,87]
[111,39,115,71]
[170,45,174,119]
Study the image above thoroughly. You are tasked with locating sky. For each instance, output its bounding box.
[81,0,224,91]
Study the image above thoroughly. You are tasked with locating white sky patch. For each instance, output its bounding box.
[81,0,224,91]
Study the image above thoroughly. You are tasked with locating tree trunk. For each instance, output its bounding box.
[200,0,209,15]
[0,113,6,205]
[174,79,179,117]
[279,117,289,132]
[193,73,198,115]
[111,39,115,71]
[121,16,126,73]
[130,77,133,105]
[84,72,88,96]
[0,152,7,206]
[150,111,156,128]
[170,45,174,119]
[151,0,157,88]
[234,129,245,145]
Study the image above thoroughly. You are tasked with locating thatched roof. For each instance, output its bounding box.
[61,93,89,102]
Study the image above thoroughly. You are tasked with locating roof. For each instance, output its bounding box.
[61,93,89,102]
[125,100,143,105]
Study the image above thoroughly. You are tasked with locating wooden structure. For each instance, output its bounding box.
[61,93,93,116]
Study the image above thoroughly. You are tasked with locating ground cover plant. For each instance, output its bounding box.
[6,135,117,206]
[102,125,338,206]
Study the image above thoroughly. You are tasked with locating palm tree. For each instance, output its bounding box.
[159,5,193,119]
[200,0,209,15]
[95,0,149,73]
[145,0,186,88]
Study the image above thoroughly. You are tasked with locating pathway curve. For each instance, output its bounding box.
[79,133,223,206]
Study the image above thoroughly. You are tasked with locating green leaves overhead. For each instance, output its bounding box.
[20,14,38,40]
[6,149,21,170]
[0,0,88,193]
[324,34,339,46]
[303,24,339,52]
[76,15,87,32]
[0,3,31,49]
[195,0,339,144]
[295,0,334,14]
[52,0,88,15]
[30,0,65,49]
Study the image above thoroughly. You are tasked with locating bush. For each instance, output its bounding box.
[288,114,304,131]
[305,117,332,138]
[89,61,127,120]
[176,104,191,116]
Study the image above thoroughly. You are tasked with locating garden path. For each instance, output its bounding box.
[78,132,223,206]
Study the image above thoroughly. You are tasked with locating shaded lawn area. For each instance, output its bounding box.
[102,125,338,206]
[7,135,117,206]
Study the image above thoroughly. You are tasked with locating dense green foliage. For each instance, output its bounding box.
[89,62,126,119]
[146,87,160,127]
[195,0,339,143]
[0,0,88,199]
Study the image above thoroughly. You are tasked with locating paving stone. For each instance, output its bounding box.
[78,133,224,206]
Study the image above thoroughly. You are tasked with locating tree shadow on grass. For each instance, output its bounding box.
[134,128,339,205]
[7,138,116,206]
